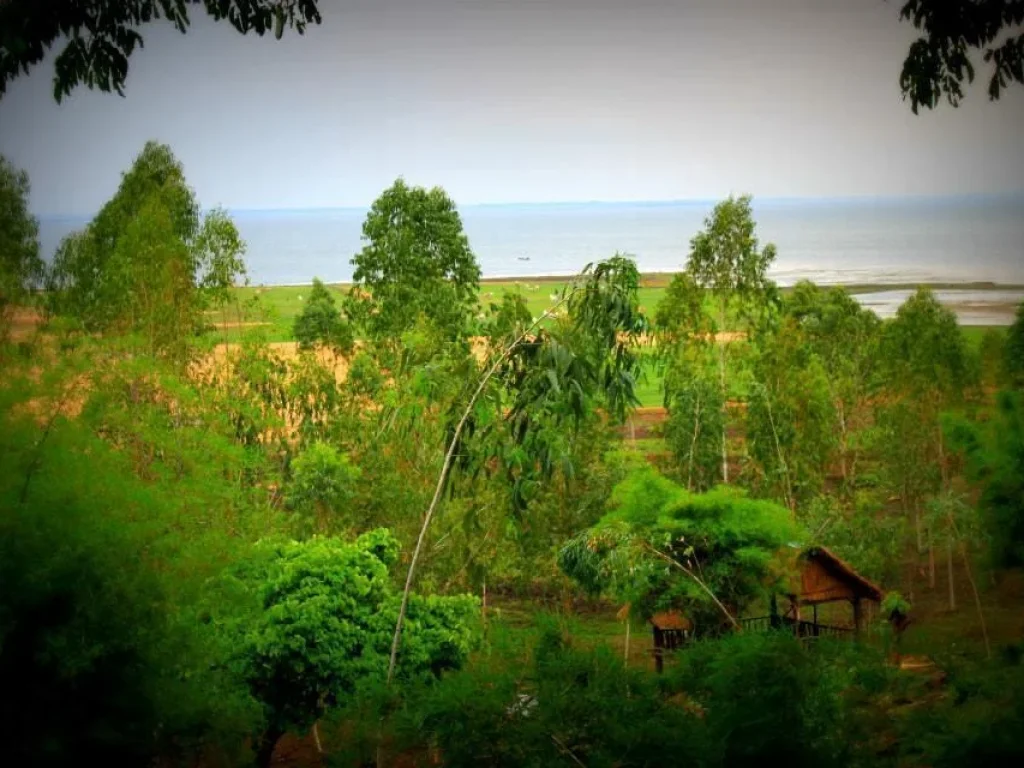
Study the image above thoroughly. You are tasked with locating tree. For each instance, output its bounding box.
[1006,302,1024,389]
[285,441,361,535]
[781,281,882,490]
[221,529,478,768]
[0,155,42,338]
[656,272,724,491]
[684,195,778,484]
[292,277,354,354]
[46,141,246,356]
[947,390,1024,568]
[877,288,976,588]
[897,0,1024,112]
[748,317,837,510]
[350,179,481,343]
[0,0,322,102]
[559,467,802,631]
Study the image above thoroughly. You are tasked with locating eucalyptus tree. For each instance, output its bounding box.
[386,255,648,682]
[655,272,724,490]
[0,155,42,339]
[46,141,246,358]
[0,0,322,102]
[349,178,481,345]
[747,315,837,510]
[946,390,1024,570]
[877,288,977,586]
[777,281,882,490]
[683,195,778,483]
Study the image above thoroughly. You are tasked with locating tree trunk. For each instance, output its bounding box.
[718,301,729,484]
[255,727,283,768]
[947,541,956,611]
[687,394,702,491]
[928,527,936,589]
[623,618,631,664]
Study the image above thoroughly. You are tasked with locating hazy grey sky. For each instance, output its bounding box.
[1,0,1022,216]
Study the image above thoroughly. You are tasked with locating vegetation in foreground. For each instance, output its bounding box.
[2,143,1024,766]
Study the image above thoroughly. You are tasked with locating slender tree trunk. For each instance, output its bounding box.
[387,296,575,686]
[947,541,956,611]
[687,394,702,491]
[948,514,991,659]
[255,726,283,768]
[928,527,936,589]
[482,577,488,631]
[718,301,729,484]
[624,618,631,664]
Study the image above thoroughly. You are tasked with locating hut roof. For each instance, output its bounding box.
[649,611,692,631]
[800,546,884,603]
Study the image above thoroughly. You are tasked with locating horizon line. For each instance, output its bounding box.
[36,189,1024,220]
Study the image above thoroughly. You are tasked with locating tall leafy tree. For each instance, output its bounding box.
[897,0,1024,112]
[877,288,976,586]
[684,195,778,483]
[292,277,354,354]
[656,272,723,491]
[0,0,322,102]
[350,178,481,343]
[778,281,882,490]
[0,155,42,337]
[946,390,1024,569]
[47,141,246,357]
[748,316,837,510]
[219,529,478,768]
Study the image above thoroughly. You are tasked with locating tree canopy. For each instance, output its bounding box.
[292,277,354,354]
[350,178,481,343]
[0,0,322,102]
[898,0,1024,112]
[0,154,42,333]
[46,141,246,356]
[559,467,802,629]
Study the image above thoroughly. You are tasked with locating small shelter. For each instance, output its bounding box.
[779,546,884,636]
[649,611,693,673]
[649,547,885,672]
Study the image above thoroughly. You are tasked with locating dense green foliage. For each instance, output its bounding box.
[560,467,801,628]
[2,157,1020,764]
[218,529,478,766]
[291,277,354,353]
[46,141,246,357]
[0,154,42,337]
[350,178,481,343]
[0,0,323,101]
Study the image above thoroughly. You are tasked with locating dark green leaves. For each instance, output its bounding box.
[0,155,42,336]
[0,0,323,102]
[898,0,1024,111]
[292,278,354,355]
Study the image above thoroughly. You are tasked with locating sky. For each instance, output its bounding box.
[1,0,1023,217]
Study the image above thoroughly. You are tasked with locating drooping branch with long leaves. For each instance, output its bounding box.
[386,255,647,684]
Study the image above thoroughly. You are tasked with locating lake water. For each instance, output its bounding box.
[38,195,1024,289]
